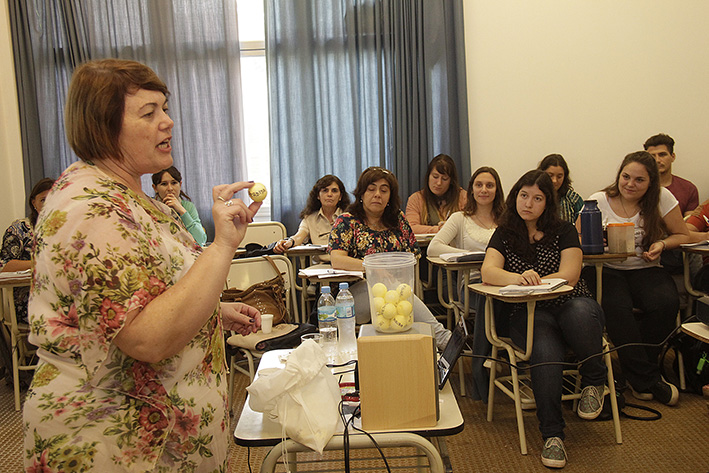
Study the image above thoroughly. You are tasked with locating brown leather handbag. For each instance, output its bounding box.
[221,256,289,325]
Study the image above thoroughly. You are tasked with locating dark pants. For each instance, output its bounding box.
[510,297,607,440]
[581,265,678,392]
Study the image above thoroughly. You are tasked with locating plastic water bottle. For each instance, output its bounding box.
[317,285,337,362]
[580,199,604,255]
[335,282,357,360]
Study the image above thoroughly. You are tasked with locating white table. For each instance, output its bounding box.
[233,349,464,472]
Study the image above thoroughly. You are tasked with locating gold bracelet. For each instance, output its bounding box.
[658,240,667,251]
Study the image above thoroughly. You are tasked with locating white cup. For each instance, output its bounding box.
[261,314,274,334]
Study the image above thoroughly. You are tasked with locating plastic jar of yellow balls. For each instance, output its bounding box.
[363,252,416,333]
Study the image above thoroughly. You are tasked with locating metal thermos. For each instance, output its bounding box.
[580,200,604,254]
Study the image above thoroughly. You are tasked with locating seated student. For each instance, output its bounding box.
[405,154,467,234]
[151,166,208,246]
[537,154,584,223]
[481,170,607,469]
[0,178,54,323]
[581,151,688,406]
[643,133,699,216]
[427,166,504,400]
[273,174,350,263]
[329,166,451,349]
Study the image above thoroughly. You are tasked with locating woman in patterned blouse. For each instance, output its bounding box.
[329,166,450,349]
[0,177,54,323]
[481,170,607,469]
[538,154,584,223]
[24,59,261,472]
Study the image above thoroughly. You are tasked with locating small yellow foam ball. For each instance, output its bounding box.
[391,314,409,330]
[397,283,412,300]
[384,290,399,304]
[375,315,391,331]
[397,300,413,316]
[372,296,386,314]
[248,183,268,202]
[382,303,397,319]
[371,282,388,298]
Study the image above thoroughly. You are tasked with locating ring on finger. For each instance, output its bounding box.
[224,199,234,207]
[217,196,226,202]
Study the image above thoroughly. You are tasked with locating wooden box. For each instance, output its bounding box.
[357,323,439,430]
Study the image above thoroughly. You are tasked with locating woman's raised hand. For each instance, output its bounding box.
[211,182,262,250]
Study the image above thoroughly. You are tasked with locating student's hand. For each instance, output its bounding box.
[162,193,187,216]
[274,238,293,253]
[518,269,542,286]
[221,302,261,335]
[642,240,665,262]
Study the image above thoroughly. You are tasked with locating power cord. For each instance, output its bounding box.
[338,401,392,473]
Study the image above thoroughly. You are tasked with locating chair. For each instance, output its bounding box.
[241,221,286,247]
[224,255,299,403]
[0,278,38,411]
[471,283,623,455]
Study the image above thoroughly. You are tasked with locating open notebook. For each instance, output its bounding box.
[437,316,470,390]
[498,278,567,295]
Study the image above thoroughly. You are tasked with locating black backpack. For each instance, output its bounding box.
[661,331,709,394]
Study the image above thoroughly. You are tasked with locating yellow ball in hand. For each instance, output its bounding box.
[248,183,268,202]
[371,282,388,298]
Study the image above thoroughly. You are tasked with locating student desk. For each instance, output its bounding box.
[426,256,482,397]
[234,349,464,473]
[681,245,709,302]
[681,322,709,344]
[0,272,34,411]
[582,252,634,305]
[285,245,329,317]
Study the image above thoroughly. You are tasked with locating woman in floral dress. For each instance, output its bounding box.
[23,59,261,472]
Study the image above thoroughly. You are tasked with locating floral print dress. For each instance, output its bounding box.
[24,161,228,473]
[328,211,421,259]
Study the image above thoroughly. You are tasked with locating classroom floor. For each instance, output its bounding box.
[2,364,707,473]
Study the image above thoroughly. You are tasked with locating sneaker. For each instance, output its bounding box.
[577,385,605,420]
[649,379,679,406]
[630,385,653,401]
[541,437,567,469]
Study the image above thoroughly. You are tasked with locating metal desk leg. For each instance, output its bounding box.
[260,433,446,473]
[595,262,603,306]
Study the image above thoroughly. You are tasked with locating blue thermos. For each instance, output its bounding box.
[580,200,604,254]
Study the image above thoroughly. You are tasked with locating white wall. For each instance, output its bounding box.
[463,0,709,203]
[0,2,25,231]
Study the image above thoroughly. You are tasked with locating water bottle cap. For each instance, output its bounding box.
[339,282,349,290]
[321,286,331,293]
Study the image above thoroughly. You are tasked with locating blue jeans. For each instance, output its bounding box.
[510,297,607,440]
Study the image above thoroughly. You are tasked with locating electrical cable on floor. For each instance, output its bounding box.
[338,401,391,473]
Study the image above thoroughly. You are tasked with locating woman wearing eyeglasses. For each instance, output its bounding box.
[329,167,450,349]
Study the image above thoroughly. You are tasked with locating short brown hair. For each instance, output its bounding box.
[65,59,169,162]
[348,167,401,230]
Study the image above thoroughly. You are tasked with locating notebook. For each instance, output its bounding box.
[437,316,470,390]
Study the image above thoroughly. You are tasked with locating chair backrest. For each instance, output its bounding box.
[241,221,287,247]
[225,255,300,323]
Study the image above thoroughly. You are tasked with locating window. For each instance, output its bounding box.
[237,1,271,222]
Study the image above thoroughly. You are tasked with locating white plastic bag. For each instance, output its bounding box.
[247,340,341,453]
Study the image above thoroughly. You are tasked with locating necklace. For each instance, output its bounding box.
[618,196,637,219]
[472,214,494,230]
